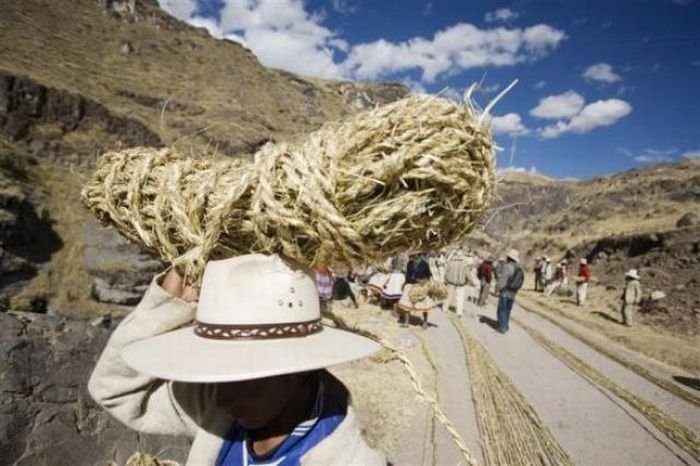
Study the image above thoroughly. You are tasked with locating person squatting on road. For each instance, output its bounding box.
[576,258,592,306]
[621,268,642,326]
[544,261,566,297]
[89,254,384,466]
[495,249,525,334]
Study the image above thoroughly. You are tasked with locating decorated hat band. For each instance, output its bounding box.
[194,318,323,340]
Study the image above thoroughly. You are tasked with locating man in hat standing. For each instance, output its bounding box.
[621,269,642,326]
[495,249,524,334]
[576,258,592,306]
[89,254,384,465]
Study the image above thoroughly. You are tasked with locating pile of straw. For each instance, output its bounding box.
[82,94,496,282]
[408,280,449,302]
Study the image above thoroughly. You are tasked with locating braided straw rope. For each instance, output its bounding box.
[519,300,700,408]
[515,317,700,462]
[449,314,575,466]
[81,94,496,282]
[324,312,479,466]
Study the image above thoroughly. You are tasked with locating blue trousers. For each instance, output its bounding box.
[497,295,515,332]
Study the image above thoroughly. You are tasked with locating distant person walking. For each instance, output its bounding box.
[477,257,494,306]
[315,266,333,313]
[428,250,447,284]
[576,258,592,306]
[541,257,553,288]
[445,249,471,317]
[621,269,642,326]
[533,257,544,291]
[495,249,524,334]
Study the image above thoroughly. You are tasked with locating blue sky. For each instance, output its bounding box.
[159,0,700,179]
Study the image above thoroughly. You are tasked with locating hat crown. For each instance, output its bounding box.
[197,254,319,326]
[506,249,520,263]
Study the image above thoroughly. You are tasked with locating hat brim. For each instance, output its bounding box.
[121,325,380,383]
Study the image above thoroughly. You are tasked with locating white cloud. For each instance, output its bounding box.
[645,147,677,156]
[344,23,566,82]
[498,165,538,174]
[481,83,501,93]
[634,154,673,163]
[672,0,694,6]
[539,99,632,138]
[485,8,519,23]
[489,113,529,136]
[530,91,585,119]
[159,0,197,20]
[682,150,700,159]
[216,0,345,79]
[631,148,677,163]
[163,0,565,83]
[331,0,357,15]
[534,80,546,89]
[582,63,622,83]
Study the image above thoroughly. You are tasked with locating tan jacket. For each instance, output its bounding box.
[445,255,476,287]
[623,279,642,305]
[88,276,385,466]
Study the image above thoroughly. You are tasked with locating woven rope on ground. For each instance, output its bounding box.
[449,314,575,466]
[81,95,496,282]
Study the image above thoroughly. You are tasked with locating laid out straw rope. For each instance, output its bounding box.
[81,94,497,283]
[325,311,479,466]
[515,317,700,462]
[519,300,700,408]
[449,314,574,466]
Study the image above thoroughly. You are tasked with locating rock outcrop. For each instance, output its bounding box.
[0,311,189,465]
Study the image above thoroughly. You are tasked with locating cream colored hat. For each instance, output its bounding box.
[506,249,520,263]
[580,258,587,265]
[625,268,640,280]
[121,254,380,383]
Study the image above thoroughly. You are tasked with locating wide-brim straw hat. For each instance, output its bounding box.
[625,268,640,280]
[506,249,520,263]
[121,254,380,383]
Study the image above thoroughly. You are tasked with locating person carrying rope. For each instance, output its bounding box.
[89,254,383,466]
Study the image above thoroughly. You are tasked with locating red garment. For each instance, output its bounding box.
[579,265,591,283]
[477,262,494,283]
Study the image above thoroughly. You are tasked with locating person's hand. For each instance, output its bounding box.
[160,268,199,303]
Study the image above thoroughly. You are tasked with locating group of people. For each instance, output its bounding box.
[313,247,526,334]
[533,255,643,326]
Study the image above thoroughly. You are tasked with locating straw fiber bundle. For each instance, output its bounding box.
[408,280,449,302]
[82,94,496,282]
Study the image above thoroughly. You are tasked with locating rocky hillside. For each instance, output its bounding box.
[0,1,408,464]
[481,162,700,336]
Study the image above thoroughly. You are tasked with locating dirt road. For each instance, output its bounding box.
[337,294,700,465]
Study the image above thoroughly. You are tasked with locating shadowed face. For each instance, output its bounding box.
[213,372,311,430]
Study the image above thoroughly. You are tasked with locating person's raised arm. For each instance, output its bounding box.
[88,269,212,437]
